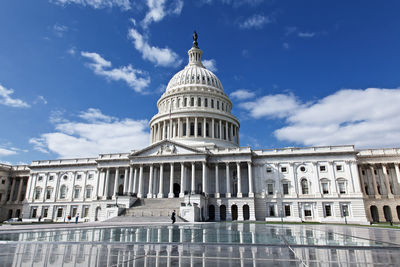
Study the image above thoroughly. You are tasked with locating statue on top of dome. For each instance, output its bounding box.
[193,31,198,48]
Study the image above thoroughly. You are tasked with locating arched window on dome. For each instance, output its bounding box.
[198,97,201,107]
[211,99,214,108]
[183,123,186,136]
[183,98,187,107]
[205,98,208,107]
[190,98,194,106]
[217,101,220,110]
[222,103,224,111]
[197,122,202,136]
[206,123,209,137]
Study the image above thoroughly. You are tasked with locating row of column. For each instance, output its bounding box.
[5,177,26,203]
[100,161,254,199]
[359,163,400,198]
[151,117,239,144]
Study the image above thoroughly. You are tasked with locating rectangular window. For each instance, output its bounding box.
[86,187,92,198]
[74,188,80,198]
[322,182,329,194]
[83,206,89,218]
[77,174,82,180]
[269,205,275,217]
[222,103,224,111]
[183,123,187,136]
[324,205,332,217]
[71,207,77,217]
[197,123,202,136]
[336,165,343,171]
[31,208,37,218]
[190,123,195,136]
[205,98,208,107]
[284,205,291,216]
[38,176,43,181]
[43,208,48,218]
[283,183,289,195]
[211,99,214,108]
[198,97,201,107]
[35,189,41,200]
[267,184,274,195]
[320,166,326,172]
[304,206,312,217]
[184,98,187,107]
[266,167,272,173]
[341,204,349,217]
[281,167,287,173]
[49,176,54,181]
[338,182,346,194]
[88,174,94,179]
[57,208,63,218]
[362,170,365,175]
[46,189,51,199]
[217,101,219,109]
[190,97,194,106]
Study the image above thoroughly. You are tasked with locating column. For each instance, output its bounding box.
[95,169,101,198]
[312,162,322,196]
[163,121,167,140]
[382,164,393,198]
[211,118,215,138]
[237,162,242,198]
[203,118,207,137]
[41,173,48,202]
[358,166,367,195]
[191,163,196,194]
[54,172,60,201]
[328,162,337,195]
[180,163,185,197]
[346,160,355,193]
[132,167,138,194]
[230,123,233,142]
[158,122,162,141]
[225,121,228,140]
[219,120,222,139]
[194,117,198,137]
[8,178,16,202]
[25,174,34,201]
[394,163,400,185]
[123,168,129,195]
[147,165,154,198]
[168,163,174,198]
[226,163,231,198]
[247,162,254,197]
[215,164,220,198]
[137,165,144,198]
[186,117,189,137]
[113,168,119,197]
[71,171,77,201]
[16,177,24,203]
[104,169,110,199]
[178,118,181,138]
[202,162,208,195]
[158,164,164,198]
[369,165,380,198]
[237,127,240,144]
[128,166,133,195]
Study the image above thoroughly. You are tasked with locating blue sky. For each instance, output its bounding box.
[1,0,400,164]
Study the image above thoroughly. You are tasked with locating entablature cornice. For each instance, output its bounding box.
[130,154,208,165]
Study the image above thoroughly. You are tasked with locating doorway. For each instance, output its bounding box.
[231,204,238,221]
[208,205,215,221]
[173,183,180,198]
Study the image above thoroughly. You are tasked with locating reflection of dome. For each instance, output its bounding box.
[149,34,240,149]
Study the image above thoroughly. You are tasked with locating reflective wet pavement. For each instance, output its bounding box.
[0,223,399,266]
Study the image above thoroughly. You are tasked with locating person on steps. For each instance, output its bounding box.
[171,210,176,224]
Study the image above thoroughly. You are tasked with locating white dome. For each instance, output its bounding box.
[166,64,224,92]
[166,45,224,92]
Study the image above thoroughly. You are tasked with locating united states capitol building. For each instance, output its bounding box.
[1,36,400,224]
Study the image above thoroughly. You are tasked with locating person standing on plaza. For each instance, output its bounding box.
[75,213,79,224]
[171,210,176,224]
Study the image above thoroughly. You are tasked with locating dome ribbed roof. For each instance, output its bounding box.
[166,64,224,92]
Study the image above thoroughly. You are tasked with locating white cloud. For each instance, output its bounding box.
[203,0,264,7]
[33,95,48,105]
[202,59,217,72]
[230,89,256,100]
[239,14,271,29]
[30,108,150,158]
[128,27,181,67]
[81,51,150,93]
[0,84,30,108]
[67,46,77,55]
[240,88,400,148]
[240,93,300,119]
[298,32,316,38]
[142,0,184,28]
[53,24,68,37]
[51,0,132,10]
[0,148,18,156]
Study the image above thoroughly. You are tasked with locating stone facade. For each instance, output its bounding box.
[1,37,399,224]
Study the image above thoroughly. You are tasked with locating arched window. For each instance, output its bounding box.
[60,185,67,199]
[301,179,309,194]
[74,186,81,198]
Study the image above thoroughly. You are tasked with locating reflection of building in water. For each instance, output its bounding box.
[1,34,400,224]
[8,225,392,266]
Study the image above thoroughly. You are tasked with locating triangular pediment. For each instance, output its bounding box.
[130,140,206,157]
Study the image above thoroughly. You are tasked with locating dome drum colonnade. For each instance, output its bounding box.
[149,36,240,148]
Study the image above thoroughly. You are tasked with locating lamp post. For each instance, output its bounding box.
[115,196,118,207]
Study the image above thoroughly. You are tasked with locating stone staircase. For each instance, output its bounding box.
[106,198,186,222]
